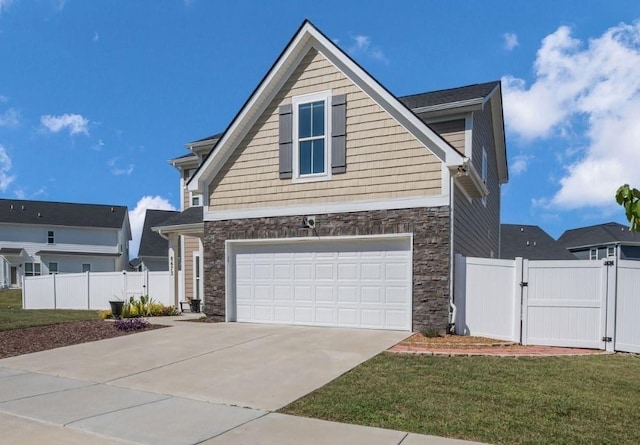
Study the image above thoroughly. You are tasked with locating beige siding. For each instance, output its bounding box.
[429,120,465,154]
[209,48,442,210]
[453,102,500,258]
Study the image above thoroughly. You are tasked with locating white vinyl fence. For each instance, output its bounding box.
[454,255,640,353]
[23,271,184,310]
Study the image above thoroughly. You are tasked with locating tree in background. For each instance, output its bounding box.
[616,184,640,233]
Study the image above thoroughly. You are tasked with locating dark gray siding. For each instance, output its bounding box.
[452,102,500,258]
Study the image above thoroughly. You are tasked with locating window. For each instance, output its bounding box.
[47,230,54,244]
[590,248,598,260]
[25,262,41,276]
[607,246,616,258]
[191,194,201,207]
[292,91,331,181]
[48,262,58,274]
[82,263,91,273]
[481,147,488,206]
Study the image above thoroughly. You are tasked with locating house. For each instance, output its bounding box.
[557,222,640,261]
[0,198,131,287]
[156,21,508,331]
[500,224,576,260]
[132,209,179,271]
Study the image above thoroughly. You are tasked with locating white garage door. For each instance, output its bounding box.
[230,237,412,330]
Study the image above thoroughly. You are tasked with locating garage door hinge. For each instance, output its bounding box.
[520,282,528,287]
[602,336,612,342]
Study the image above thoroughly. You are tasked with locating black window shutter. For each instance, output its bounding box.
[279,104,293,179]
[331,94,347,174]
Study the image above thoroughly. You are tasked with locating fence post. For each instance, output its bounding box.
[514,258,523,343]
[53,273,57,309]
[86,271,90,310]
[604,258,617,352]
[520,258,529,345]
[453,254,466,334]
[144,269,149,297]
[22,276,26,309]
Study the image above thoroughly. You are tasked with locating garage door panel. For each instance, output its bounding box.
[233,237,411,330]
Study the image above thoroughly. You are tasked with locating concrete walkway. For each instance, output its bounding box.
[0,322,490,445]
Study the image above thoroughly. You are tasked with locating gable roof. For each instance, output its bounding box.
[0,198,128,230]
[558,222,640,249]
[188,20,468,195]
[153,206,203,229]
[138,209,179,257]
[500,224,576,260]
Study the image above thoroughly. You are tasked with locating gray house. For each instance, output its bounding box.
[557,222,640,261]
[500,224,576,260]
[134,209,179,271]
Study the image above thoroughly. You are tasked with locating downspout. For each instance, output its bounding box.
[448,171,457,334]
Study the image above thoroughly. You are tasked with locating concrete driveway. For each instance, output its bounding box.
[0,321,488,445]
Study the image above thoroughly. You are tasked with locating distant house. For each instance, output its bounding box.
[133,209,178,271]
[0,199,131,287]
[500,224,576,260]
[557,222,640,261]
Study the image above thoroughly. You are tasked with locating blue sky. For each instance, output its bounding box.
[1,1,640,256]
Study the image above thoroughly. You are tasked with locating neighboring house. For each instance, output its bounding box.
[155,21,508,332]
[500,224,576,260]
[0,198,131,287]
[133,209,179,271]
[557,222,640,261]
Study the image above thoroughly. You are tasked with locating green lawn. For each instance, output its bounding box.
[0,288,100,331]
[280,352,640,445]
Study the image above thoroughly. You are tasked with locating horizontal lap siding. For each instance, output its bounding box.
[209,48,441,210]
[453,104,500,258]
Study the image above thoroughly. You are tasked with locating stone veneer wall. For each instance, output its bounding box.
[203,207,451,331]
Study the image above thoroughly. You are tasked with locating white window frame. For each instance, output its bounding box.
[82,263,91,273]
[47,230,55,244]
[190,193,202,207]
[48,262,58,275]
[607,246,616,258]
[589,248,598,260]
[292,90,332,183]
[481,147,488,207]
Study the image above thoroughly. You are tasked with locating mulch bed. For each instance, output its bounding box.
[0,320,165,360]
[401,333,516,349]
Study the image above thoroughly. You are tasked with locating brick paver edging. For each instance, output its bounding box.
[388,344,608,357]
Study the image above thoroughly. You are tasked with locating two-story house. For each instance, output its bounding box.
[0,199,131,287]
[156,21,508,331]
[557,222,640,261]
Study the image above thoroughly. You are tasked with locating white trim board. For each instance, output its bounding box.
[204,195,449,221]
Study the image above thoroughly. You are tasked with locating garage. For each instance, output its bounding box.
[228,236,412,330]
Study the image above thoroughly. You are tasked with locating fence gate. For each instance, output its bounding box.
[521,259,616,351]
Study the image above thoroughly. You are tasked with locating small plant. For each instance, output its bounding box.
[98,310,112,320]
[113,318,150,331]
[421,328,443,338]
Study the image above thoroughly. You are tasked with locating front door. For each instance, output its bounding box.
[10,267,17,286]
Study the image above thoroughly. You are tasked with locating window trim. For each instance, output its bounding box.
[48,262,58,275]
[190,193,202,207]
[292,90,332,183]
[25,262,41,277]
[589,247,598,260]
[607,245,616,258]
[47,230,55,244]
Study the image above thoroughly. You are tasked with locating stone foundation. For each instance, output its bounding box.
[203,207,450,331]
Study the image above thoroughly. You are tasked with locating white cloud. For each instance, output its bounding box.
[503,32,519,50]
[112,164,134,176]
[510,154,533,176]
[0,108,18,127]
[0,95,7,103]
[93,31,99,42]
[91,139,105,151]
[0,145,15,192]
[129,196,177,258]
[41,113,90,136]
[347,34,388,64]
[502,20,640,210]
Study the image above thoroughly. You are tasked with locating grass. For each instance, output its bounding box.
[280,352,640,445]
[0,288,100,331]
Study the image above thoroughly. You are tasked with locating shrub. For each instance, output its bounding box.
[113,318,150,331]
[120,296,178,318]
[98,310,112,320]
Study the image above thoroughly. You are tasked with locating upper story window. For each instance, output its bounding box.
[48,262,58,275]
[481,147,488,206]
[590,247,598,260]
[191,194,201,207]
[47,230,55,244]
[292,91,331,182]
[82,263,91,273]
[607,246,616,258]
